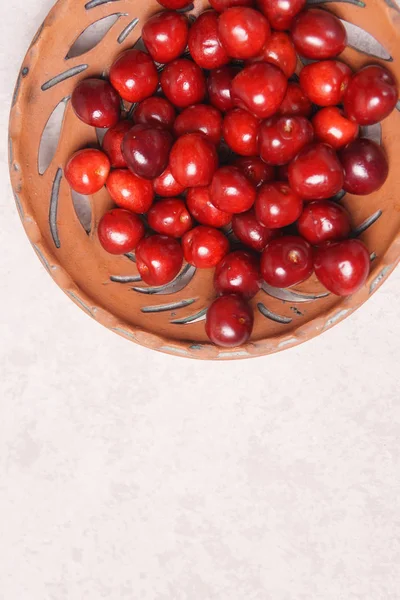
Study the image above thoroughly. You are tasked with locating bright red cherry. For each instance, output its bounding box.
[300,60,352,106]
[291,8,347,59]
[170,133,218,188]
[133,97,176,130]
[297,200,351,244]
[261,236,313,287]
[147,198,193,238]
[122,125,173,179]
[211,166,257,214]
[207,65,240,112]
[65,149,110,194]
[257,0,306,31]
[98,209,145,255]
[206,294,254,348]
[71,79,120,128]
[218,7,270,60]
[232,209,276,252]
[259,116,314,166]
[110,49,159,103]
[157,0,193,7]
[256,182,303,229]
[314,239,370,296]
[344,65,399,126]
[106,169,154,214]
[182,226,230,268]
[233,157,275,188]
[278,82,313,118]
[232,63,287,119]
[174,104,223,145]
[214,250,262,299]
[339,138,389,196]
[248,32,297,78]
[312,107,359,150]
[153,165,185,197]
[223,108,259,156]
[186,187,232,228]
[142,11,189,64]
[102,121,132,168]
[289,143,344,200]
[188,10,229,70]
[136,235,184,286]
[210,0,254,10]
[161,59,206,109]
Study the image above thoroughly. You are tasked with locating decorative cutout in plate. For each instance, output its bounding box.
[38,97,69,175]
[66,14,124,59]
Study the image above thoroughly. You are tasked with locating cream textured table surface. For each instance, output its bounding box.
[1,2,400,599]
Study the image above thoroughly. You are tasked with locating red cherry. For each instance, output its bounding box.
[106,169,154,214]
[174,104,223,145]
[186,187,232,228]
[278,82,313,118]
[110,49,159,103]
[142,11,189,64]
[344,65,399,126]
[206,294,254,348]
[214,250,262,299]
[339,138,389,196]
[153,165,185,197]
[257,0,306,31]
[122,125,173,179]
[210,0,254,10]
[102,121,132,169]
[248,32,297,78]
[312,107,359,150]
[256,182,303,229]
[207,65,240,113]
[259,115,314,166]
[65,149,110,194]
[157,0,193,8]
[289,143,344,200]
[148,198,193,238]
[261,236,313,287]
[297,200,351,244]
[182,226,230,268]
[218,7,270,60]
[300,60,352,106]
[211,166,257,214]
[170,133,218,188]
[136,235,184,286]
[161,59,206,109]
[188,10,229,70]
[314,239,370,296]
[98,209,145,255]
[71,79,121,128]
[133,97,176,130]
[291,8,347,59]
[223,108,259,156]
[232,63,288,119]
[232,209,276,252]
[234,157,275,188]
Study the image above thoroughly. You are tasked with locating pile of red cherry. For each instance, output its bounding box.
[65,0,398,348]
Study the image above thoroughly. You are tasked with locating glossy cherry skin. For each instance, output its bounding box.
[188,10,229,70]
[106,169,154,214]
[170,133,218,188]
[157,0,193,8]
[110,49,159,103]
[174,104,223,145]
[65,149,110,194]
[98,209,145,255]
[232,209,276,252]
[214,250,262,299]
[136,235,184,286]
[339,138,389,196]
[206,294,254,348]
[102,121,132,168]
[233,157,275,188]
[344,65,399,126]
[256,182,303,229]
[261,236,313,287]
[248,32,297,78]
[291,9,347,59]
[210,0,254,10]
[207,66,240,113]
[300,60,352,107]
[232,63,288,119]
[147,198,193,238]
[278,83,313,118]
[71,79,121,128]
[211,166,257,214]
[257,0,306,31]
[182,226,230,269]
[186,187,232,228]
[153,165,185,197]
[289,143,344,200]
[133,97,176,130]
[297,200,351,244]
[314,239,370,296]
[259,116,314,166]
[122,125,173,180]
[223,108,259,156]
[218,7,270,60]
[142,11,189,64]
[161,59,206,109]
[312,107,359,150]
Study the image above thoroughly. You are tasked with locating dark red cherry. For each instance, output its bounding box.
[232,209,276,252]
[261,236,313,287]
[297,200,351,244]
[122,124,173,179]
[148,198,193,238]
[157,0,193,8]
[234,157,275,188]
[248,31,297,78]
[278,82,313,118]
[161,59,206,109]
[312,107,359,150]
[291,8,347,59]
[65,149,110,195]
[232,63,288,119]
[277,163,290,181]
[153,165,185,197]
[170,133,218,188]
[186,187,232,228]
[314,239,370,296]
[300,60,352,106]
[110,49,159,103]
[218,7,270,60]
[207,65,240,113]
[98,209,145,255]
[133,97,176,130]
[214,251,262,299]
[223,108,259,156]
[210,0,254,10]
[289,143,344,200]
[182,226,230,268]
[257,0,306,31]
[339,138,389,196]
[142,10,189,64]
[102,121,132,168]
[206,294,254,348]
[256,182,303,229]
[136,235,184,286]
[71,79,121,128]
[188,10,229,70]
[174,104,223,145]
[259,116,314,166]
[106,169,154,214]
[211,166,257,214]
